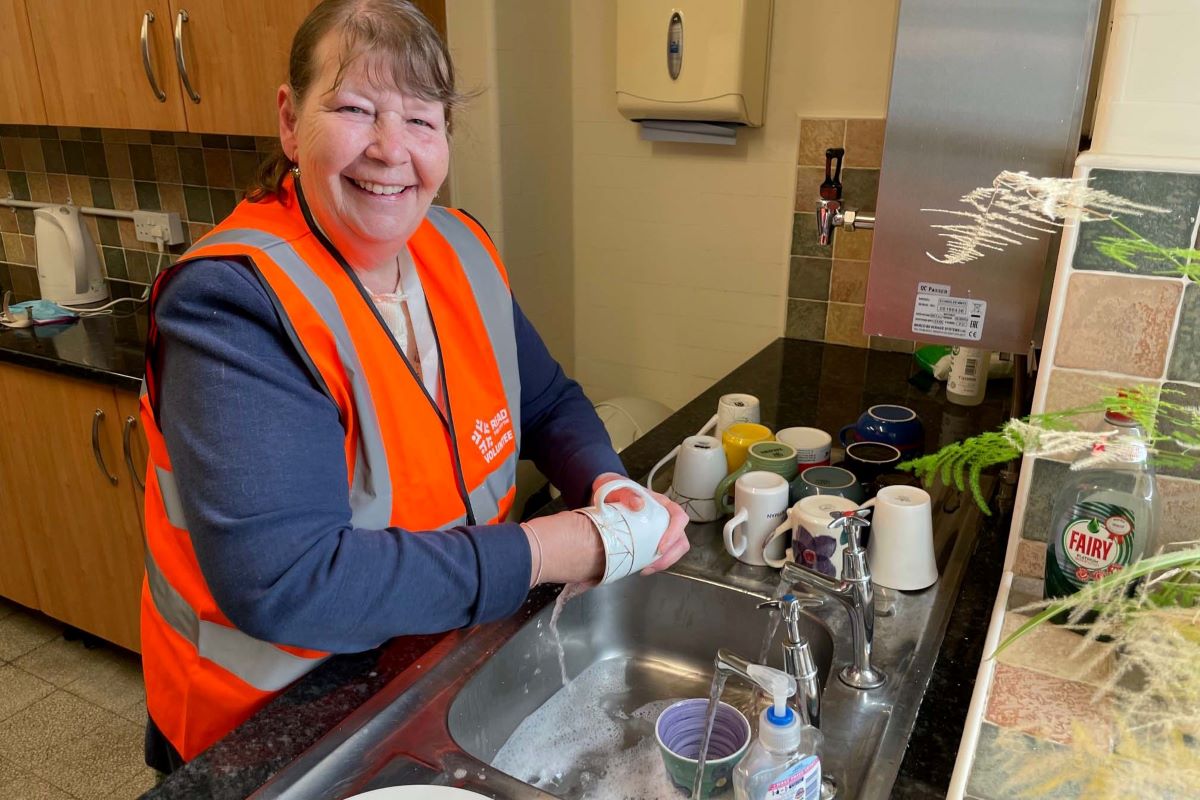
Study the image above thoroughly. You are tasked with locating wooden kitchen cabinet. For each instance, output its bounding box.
[0,0,48,125]
[0,383,43,610]
[26,0,188,131]
[167,0,319,136]
[0,363,146,652]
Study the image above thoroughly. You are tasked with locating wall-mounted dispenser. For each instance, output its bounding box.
[616,0,773,145]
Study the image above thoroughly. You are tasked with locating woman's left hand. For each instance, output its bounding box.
[589,472,690,576]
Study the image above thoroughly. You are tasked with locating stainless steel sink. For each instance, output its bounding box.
[447,572,834,794]
[251,479,989,800]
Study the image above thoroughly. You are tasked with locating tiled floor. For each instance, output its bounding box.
[0,597,158,799]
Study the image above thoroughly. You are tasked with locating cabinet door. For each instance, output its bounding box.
[27,0,187,130]
[0,0,48,124]
[0,378,42,609]
[0,364,145,652]
[169,0,320,136]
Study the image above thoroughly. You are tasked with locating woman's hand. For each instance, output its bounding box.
[639,490,690,576]
[590,471,644,509]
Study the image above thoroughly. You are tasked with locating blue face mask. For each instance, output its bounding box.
[1,299,80,328]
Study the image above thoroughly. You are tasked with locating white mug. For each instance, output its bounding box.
[645,435,727,523]
[722,471,790,566]
[775,427,832,470]
[578,478,671,584]
[763,495,860,571]
[716,393,761,436]
[862,485,937,590]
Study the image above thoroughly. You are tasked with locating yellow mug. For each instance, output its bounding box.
[722,422,774,472]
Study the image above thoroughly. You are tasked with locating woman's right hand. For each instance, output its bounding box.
[521,510,605,587]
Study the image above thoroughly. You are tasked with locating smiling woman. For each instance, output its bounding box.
[136,0,690,778]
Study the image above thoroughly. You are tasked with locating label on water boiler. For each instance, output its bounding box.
[911,284,987,341]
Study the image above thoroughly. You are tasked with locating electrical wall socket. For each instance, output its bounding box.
[133,210,185,245]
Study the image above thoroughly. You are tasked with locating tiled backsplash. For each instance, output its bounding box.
[0,124,273,302]
[963,163,1200,798]
[785,117,913,353]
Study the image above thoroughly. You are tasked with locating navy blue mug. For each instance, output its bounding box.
[839,404,924,456]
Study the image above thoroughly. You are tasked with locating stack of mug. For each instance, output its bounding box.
[647,395,939,589]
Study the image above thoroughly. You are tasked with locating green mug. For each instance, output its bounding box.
[715,441,799,514]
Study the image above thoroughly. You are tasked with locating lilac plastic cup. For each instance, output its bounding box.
[655,699,751,796]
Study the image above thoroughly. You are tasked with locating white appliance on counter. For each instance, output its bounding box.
[34,204,108,305]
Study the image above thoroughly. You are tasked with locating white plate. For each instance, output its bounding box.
[344,788,490,799]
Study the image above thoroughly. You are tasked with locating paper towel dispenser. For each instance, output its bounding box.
[616,0,773,134]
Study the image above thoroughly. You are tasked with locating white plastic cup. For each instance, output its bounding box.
[862,485,938,590]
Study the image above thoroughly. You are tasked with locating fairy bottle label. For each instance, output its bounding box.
[1045,499,1135,596]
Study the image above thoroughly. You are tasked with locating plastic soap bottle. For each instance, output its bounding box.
[1044,400,1158,600]
[946,346,990,407]
[734,665,822,800]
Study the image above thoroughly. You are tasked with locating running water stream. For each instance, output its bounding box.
[688,669,730,800]
[549,582,589,686]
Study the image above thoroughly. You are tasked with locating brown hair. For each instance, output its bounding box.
[249,0,464,201]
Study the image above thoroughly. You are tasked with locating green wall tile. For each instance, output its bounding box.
[1074,169,1200,274]
[841,168,879,212]
[1167,282,1200,383]
[791,213,833,257]
[786,298,827,341]
[1021,458,1071,543]
[1157,381,1200,480]
[788,256,831,300]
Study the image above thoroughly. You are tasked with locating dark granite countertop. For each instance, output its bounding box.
[128,337,1012,800]
[0,312,146,391]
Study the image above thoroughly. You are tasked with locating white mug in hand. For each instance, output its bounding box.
[578,478,671,584]
[722,471,790,567]
[862,485,937,590]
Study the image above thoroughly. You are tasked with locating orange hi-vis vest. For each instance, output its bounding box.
[139,175,521,760]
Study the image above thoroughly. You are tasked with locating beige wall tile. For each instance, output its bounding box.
[998,612,1114,686]
[152,145,181,184]
[868,336,916,353]
[1012,539,1046,579]
[46,174,70,204]
[845,118,886,168]
[159,183,186,217]
[795,166,825,212]
[65,174,92,206]
[110,179,136,211]
[833,227,873,261]
[26,173,50,203]
[830,259,870,303]
[798,119,846,167]
[1158,476,1200,546]
[984,662,1113,745]
[1055,274,1182,377]
[1041,367,1158,431]
[826,302,869,347]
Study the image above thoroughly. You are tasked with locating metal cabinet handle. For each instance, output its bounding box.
[140,11,167,102]
[174,9,201,104]
[122,416,146,491]
[92,409,119,485]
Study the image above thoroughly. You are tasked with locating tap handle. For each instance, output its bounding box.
[821,148,844,200]
[828,507,871,552]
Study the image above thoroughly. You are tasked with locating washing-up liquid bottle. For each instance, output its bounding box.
[734,665,822,800]
[1044,399,1158,601]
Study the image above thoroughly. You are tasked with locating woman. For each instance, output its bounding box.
[139,0,689,772]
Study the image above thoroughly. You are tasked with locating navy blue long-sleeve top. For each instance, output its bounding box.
[153,258,625,653]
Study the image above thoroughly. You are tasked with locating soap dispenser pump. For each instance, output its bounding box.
[734,665,823,800]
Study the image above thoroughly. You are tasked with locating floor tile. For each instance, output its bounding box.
[0,611,61,661]
[0,664,55,722]
[106,766,160,798]
[0,754,25,787]
[0,690,113,767]
[3,774,75,799]
[15,636,98,687]
[33,715,145,799]
[118,696,148,726]
[64,649,145,718]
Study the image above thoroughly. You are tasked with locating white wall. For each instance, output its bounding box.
[569,0,899,409]
[446,0,575,368]
[1090,0,1200,158]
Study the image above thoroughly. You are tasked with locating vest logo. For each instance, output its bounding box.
[471,409,514,463]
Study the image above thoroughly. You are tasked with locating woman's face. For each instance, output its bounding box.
[278,33,449,265]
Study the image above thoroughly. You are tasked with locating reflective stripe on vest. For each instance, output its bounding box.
[144,544,325,692]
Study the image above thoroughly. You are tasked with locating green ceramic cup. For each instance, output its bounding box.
[715,440,799,514]
[655,699,752,797]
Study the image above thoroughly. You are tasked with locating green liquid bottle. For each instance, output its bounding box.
[1043,408,1158,601]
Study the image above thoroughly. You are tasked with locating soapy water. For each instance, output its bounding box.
[491,658,685,799]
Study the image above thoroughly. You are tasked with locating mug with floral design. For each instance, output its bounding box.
[763,495,861,572]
